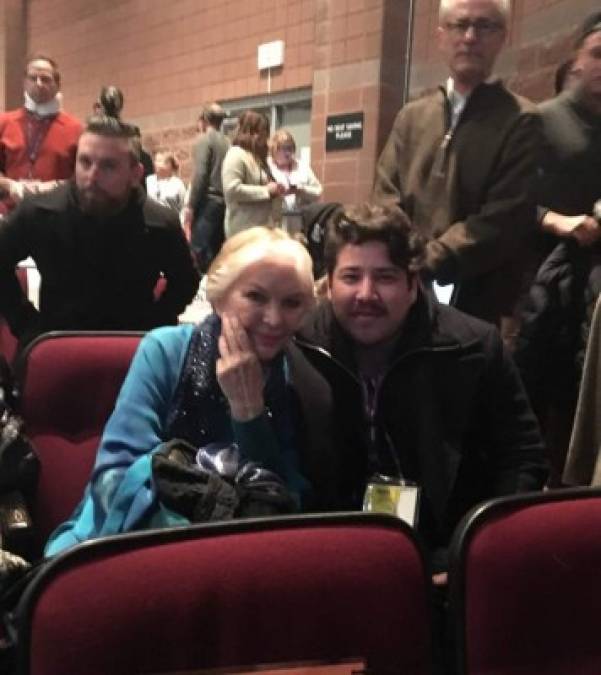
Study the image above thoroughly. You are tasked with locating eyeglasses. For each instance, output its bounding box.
[444,19,504,37]
[26,73,55,85]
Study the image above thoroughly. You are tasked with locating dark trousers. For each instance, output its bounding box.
[431,583,457,675]
[191,198,225,273]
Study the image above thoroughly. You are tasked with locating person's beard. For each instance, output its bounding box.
[76,184,131,218]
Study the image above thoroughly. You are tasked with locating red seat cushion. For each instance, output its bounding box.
[30,434,100,548]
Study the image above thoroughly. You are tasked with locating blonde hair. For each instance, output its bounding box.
[270,129,296,155]
[206,226,314,307]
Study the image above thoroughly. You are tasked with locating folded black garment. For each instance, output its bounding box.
[152,439,298,523]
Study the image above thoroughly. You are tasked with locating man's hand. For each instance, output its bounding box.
[0,177,21,201]
[216,313,264,421]
[432,572,448,587]
[542,211,601,247]
[181,207,193,241]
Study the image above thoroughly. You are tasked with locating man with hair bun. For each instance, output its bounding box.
[0,116,199,351]
[186,102,230,272]
[374,0,540,342]
[0,54,82,212]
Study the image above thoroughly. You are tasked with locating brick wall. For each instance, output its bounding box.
[409,0,601,101]
[7,0,601,199]
[25,0,316,180]
[311,0,409,203]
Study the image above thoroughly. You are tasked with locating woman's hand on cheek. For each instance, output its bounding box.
[217,313,265,422]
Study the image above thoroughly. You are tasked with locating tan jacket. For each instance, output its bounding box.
[563,295,601,486]
[222,145,282,238]
[373,82,541,325]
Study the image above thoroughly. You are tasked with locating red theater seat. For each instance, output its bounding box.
[13,331,143,552]
[15,513,432,675]
[449,487,601,675]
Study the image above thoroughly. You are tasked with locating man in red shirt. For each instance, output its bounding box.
[0,54,82,211]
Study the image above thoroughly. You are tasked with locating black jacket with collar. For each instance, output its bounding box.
[0,182,199,348]
[296,292,547,571]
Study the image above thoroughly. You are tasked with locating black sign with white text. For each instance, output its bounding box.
[325,112,364,151]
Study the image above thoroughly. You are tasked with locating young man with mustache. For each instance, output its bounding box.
[374,0,540,343]
[0,116,199,352]
[296,203,547,584]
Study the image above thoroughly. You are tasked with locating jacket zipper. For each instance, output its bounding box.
[296,338,461,422]
[296,336,463,491]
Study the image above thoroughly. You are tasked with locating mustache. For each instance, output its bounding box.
[350,301,386,315]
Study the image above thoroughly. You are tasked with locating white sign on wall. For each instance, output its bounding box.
[257,40,285,70]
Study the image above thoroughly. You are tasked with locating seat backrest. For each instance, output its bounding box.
[449,487,601,675]
[16,513,432,675]
[13,331,143,549]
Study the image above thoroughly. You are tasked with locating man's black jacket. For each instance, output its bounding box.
[296,293,548,571]
[0,182,199,348]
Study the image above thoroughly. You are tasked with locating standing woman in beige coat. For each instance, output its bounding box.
[222,110,285,238]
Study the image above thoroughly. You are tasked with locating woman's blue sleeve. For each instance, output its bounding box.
[44,325,194,556]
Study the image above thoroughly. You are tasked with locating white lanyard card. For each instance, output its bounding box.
[363,479,420,528]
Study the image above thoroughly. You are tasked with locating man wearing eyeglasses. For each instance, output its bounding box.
[0,54,82,213]
[374,0,540,343]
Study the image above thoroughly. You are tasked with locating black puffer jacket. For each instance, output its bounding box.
[296,293,547,572]
[515,240,601,411]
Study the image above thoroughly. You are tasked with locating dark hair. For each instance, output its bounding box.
[554,58,575,94]
[83,115,141,163]
[97,86,124,119]
[575,12,601,49]
[26,53,60,86]
[200,103,226,129]
[233,110,270,165]
[324,203,426,277]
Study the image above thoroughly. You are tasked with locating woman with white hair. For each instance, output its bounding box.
[46,227,337,555]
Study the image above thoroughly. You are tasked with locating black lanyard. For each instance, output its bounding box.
[361,376,403,479]
[25,114,54,177]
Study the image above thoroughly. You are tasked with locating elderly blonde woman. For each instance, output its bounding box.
[222,110,285,238]
[46,227,337,556]
[268,129,322,235]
